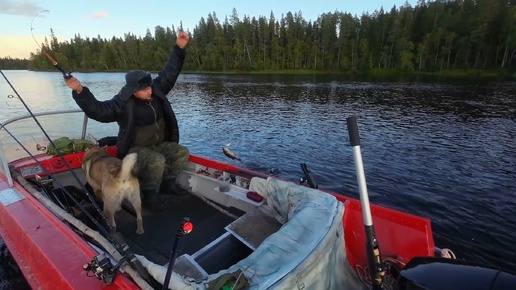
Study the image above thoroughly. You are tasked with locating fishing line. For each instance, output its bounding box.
[192,37,204,73]
[0,122,156,285]
[0,122,112,238]
[0,70,160,288]
[178,25,203,73]
[30,10,72,78]
[30,176,70,215]
[0,70,111,230]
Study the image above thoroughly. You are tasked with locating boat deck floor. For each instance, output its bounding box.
[47,171,242,266]
[114,194,236,265]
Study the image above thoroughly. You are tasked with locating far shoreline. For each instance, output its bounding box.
[3,68,512,81]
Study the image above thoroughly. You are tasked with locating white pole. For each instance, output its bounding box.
[347,116,385,290]
[351,146,373,226]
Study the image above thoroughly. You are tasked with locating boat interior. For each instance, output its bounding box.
[0,111,457,290]
[16,154,284,282]
[5,137,440,283]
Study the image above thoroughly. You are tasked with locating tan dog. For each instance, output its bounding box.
[82,147,144,234]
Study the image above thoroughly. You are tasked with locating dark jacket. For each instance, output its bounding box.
[72,45,185,158]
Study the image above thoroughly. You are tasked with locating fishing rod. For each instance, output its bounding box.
[30,10,72,78]
[0,121,113,238]
[162,217,193,290]
[0,122,155,287]
[346,116,386,290]
[0,70,160,288]
[0,70,108,227]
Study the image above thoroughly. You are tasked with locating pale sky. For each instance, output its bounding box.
[0,0,417,59]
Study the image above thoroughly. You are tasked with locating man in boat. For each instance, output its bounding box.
[64,31,190,212]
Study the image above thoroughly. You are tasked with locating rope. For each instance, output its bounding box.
[232,270,245,290]
[356,257,406,290]
[231,262,255,290]
[439,248,456,259]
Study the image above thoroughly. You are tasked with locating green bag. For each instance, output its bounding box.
[46,137,95,156]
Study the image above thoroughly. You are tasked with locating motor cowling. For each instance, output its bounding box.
[395,256,516,290]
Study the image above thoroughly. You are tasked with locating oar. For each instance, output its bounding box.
[346,116,385,290]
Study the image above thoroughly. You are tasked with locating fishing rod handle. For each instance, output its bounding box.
[60,69,73,79]
[56,65,72,79]
[163,218,192,290]
[175,217,193,239]
[347,116,360,147]
[41,51,73,78]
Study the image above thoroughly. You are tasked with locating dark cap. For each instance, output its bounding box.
[119,70,153,101]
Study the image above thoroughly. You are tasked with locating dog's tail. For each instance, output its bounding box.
[119,153,138,181]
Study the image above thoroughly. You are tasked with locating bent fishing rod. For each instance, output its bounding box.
[0,70,159,288]
[31,10,72,78]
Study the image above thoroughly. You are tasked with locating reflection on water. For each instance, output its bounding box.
[0,71,129,122]
[1,71,515,274]
[0,113,119,163]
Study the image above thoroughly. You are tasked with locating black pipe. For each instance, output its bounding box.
[162,217,193,289]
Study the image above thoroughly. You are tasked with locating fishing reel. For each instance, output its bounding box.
[34,174,53,189]
[83,253,125,285]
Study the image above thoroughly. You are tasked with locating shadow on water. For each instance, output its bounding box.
[0,240,30,289]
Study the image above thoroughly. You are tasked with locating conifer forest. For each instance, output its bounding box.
[1,0,516,74]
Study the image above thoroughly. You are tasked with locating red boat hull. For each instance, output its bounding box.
[0,148,435,289]
[0,180,139,290]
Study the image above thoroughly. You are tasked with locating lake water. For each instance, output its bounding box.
[0,70,515,283]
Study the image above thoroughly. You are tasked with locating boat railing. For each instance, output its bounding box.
[0,109,90,187]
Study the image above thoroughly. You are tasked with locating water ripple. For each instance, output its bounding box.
[1,71,515,273]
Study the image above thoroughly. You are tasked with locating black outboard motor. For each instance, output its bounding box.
[395,256,516,290]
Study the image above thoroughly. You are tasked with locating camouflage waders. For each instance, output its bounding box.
[129,141,189,188]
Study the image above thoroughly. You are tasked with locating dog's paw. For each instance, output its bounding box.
[136,228,144,235]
